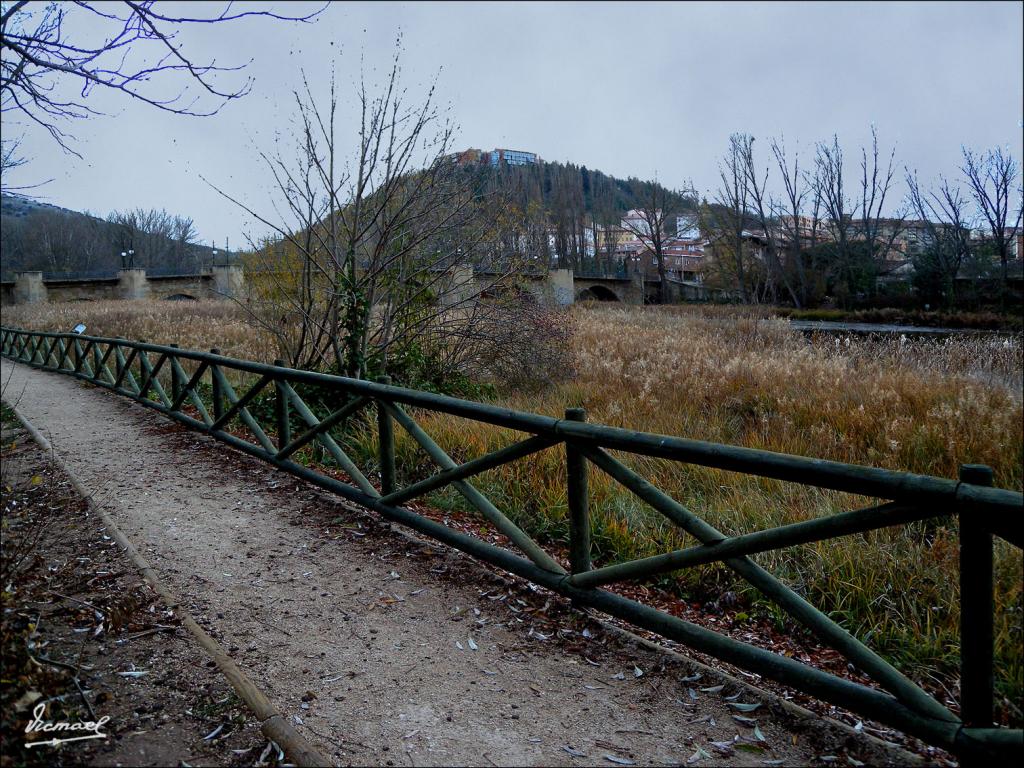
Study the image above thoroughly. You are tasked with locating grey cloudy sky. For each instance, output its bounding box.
[5,0,1023,249]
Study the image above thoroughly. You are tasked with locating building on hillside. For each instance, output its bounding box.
[621,209,659,236]
[701,230,769,268]
[626,238,706,282]
[489,148,539,166]
[591,224,632,253]
[453,148,483,165]
[450,147,540,167]
[676,213,700,239]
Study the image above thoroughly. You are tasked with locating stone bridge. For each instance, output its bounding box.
[1,266,695,307]
[572,275,644,304]
[1,267,245,305]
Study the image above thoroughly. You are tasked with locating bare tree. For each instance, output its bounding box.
[107,208,200,271]
[905,170,973,305]
[813,134,854,289]
[619,179,678,303]
[961,146,1023,294]
[703,134,755,303]
[770,136,819,307]
[0,135,42,193]
[857,126,905,296]
[737,134,801,306]
[211,50,561,384]
[0,1,323,154]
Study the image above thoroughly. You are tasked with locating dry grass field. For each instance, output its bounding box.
[5,298,1022,714]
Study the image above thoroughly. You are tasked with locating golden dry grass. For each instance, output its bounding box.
[2,300,275,362]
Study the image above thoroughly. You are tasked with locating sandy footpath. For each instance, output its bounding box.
[1,359,900,767]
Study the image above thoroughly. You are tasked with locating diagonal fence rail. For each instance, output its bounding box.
[2,326,1021,760]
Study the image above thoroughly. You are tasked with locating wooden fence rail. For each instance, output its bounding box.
[2,326,1021,760]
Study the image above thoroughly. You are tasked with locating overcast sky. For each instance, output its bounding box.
[4,0,1023,250]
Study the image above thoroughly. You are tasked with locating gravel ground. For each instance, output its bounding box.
[1,359,910,767]
[1,414,271,767]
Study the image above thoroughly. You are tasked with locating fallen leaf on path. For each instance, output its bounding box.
[728,702,762,712]
[603,756,635,765]
[686,747,711,763]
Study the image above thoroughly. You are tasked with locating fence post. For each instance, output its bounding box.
[566,407,591,574]
[274,359,290,451]
[169,344,182,405]
[377,376,396,495]
[210,349,223,421]
[959,463,994,728]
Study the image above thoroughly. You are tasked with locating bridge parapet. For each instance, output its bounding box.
[2,266,246,305]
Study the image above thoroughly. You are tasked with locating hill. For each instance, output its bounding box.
[462,153,696,223]
[0,193,218,279]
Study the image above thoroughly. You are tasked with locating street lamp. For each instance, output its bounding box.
[120,249,135,269]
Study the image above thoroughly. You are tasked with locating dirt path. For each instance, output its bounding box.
[1,360,899,767]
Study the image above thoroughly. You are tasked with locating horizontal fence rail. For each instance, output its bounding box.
[1,326,1021,760]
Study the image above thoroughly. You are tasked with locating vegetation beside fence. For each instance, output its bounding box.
[2,319,1022,759]
[4,301,1022,714]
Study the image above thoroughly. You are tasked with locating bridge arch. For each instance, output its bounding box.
[164,293,198,301]
[576,285,620,302]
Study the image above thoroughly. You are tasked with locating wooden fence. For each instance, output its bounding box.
[2,326,1021,760]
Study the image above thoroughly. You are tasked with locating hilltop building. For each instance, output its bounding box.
[489,148,539,166]
[452,148,540,167]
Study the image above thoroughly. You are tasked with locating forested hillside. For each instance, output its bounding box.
[1,193,216,278]
[461,158,696,265]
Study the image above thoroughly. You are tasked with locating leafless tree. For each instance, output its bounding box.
[961,146,1023,292]
[703,134,755,303]
[1,135,33,192]
[905,170,974,303]
[619,179,679,303]
[210,50,564,384]
[0,1,323,154]
[858,126,906,293]
[107,208,200,271]
[736,134,800,306]
[770,136,819,306]
[813,134,856,293]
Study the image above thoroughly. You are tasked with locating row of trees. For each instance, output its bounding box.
[0,202,210,276]
[696,130,1021,309]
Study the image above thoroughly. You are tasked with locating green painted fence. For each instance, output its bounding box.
[2,326,1021,760]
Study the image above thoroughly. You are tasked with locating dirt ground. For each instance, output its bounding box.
[1,359,913,767]
[1,413,277,767]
